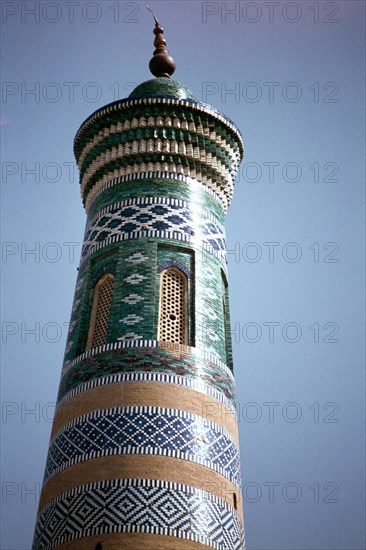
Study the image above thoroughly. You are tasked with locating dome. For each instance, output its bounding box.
[129,77,196,100]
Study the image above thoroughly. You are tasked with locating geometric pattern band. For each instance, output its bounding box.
[44,406,241,488]
[33,479,244,550]
[81,196,226,266]
[62,340,233,377]
[58,347,236,405]
[88,196,223,232]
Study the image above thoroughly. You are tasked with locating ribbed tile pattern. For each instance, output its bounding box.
[74,97,243,212]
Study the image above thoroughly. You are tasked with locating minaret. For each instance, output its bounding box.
[33,13,245,550]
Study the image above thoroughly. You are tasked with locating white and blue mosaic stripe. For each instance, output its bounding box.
[81,196,226,266]
[33,478,244,550]
[44,406,241,488]
[88,196,224,233]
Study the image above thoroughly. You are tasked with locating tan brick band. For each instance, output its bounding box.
[38,454,243,518]
[51,382,239,442]
[55,532,217,549]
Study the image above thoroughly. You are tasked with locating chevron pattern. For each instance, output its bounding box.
[44,406,241,487]
[33,479,244,550]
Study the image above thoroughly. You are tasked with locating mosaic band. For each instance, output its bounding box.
[33,478,244,550]
[62,340,232,375]
[44,406,241,488]
[57,347,237,406]
[81,195,227,267]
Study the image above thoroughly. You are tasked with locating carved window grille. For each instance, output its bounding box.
[86,273,114,350]
[223,296,229,360]
[158,267,188,344]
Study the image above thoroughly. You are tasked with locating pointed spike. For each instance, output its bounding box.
[146,4,159,26]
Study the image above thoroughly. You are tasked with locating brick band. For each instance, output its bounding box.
[52,382,239,442]
[38,454,243,518]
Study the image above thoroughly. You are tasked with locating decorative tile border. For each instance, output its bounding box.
[59,344,235,403]
[81,201,226,264]
[57,352,236,407]
[44,406,241,488]
[80,194,227,266]
[87,196,224,233]
[33,478,244,550]
[62,340,232,376]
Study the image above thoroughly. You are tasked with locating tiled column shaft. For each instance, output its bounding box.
[33,88,244,550]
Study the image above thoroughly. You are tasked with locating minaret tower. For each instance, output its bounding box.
[33,14,245,550]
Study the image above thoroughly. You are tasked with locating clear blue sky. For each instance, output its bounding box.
[1,1,365,549]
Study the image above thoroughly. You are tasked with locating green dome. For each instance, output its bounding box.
[129,77,195,100]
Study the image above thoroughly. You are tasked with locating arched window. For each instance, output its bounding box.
[158,267,188,345]
[86,273,114,350]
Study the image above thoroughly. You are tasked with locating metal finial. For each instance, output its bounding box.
[146,4,159,25]
[146,4,176,78]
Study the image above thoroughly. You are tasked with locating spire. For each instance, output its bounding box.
[146,4,176,78]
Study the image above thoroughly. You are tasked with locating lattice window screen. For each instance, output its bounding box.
[222,274,232,368]
[223,296,229,362]
[159,268,187,344]
[87,274,114,350]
